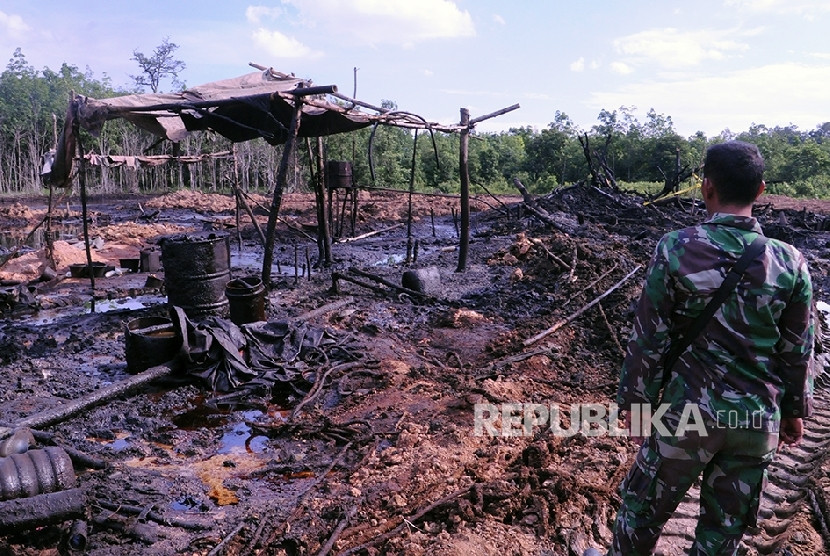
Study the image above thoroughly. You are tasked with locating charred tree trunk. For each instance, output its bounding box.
[655,148,696,199]
[578,133,617,189]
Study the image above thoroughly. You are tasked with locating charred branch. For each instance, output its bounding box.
[578,133,617,189]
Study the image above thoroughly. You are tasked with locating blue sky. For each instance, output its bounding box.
[2,0,829,138]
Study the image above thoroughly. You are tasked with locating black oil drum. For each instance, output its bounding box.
[160,231,231,318]
[226,275,266,325]
[326,160,353,190]
[124,316,181,374]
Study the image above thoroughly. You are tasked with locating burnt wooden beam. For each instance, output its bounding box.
[0,360,181,439]
[0,488,86,534]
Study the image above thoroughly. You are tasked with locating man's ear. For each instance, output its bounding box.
[756,181,766,200]
[702,177,716,200]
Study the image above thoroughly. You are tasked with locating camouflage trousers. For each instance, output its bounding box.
[609,412,779,555]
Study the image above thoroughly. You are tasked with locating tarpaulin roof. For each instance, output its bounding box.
[75,69,373,144]
[45,67,479,188]
[45,68,381,188]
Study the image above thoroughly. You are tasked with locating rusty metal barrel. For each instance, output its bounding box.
[326,161,353,190]
[0,447,76,501]
[124,316,181,374]
[225,276,266,325]
[160,231,231,318]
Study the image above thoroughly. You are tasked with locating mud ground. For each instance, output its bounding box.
[1,187,830,555]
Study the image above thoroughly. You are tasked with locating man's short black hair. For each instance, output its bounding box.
[703,141,765,206]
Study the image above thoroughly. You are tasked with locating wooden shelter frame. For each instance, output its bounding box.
[47,65,519,298]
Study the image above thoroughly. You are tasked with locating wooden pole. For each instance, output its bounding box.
[233,144,242,253]
[76,130,95,310]
[406,129,419,264]
[0,360,180,439]
[262,98,303,287]
[456,108,471,272]
[313,137,332,266]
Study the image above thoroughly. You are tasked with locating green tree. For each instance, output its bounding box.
[131,37,186,93]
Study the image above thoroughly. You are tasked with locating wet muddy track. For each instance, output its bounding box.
[655,363,830,555]
[1,189,830,554]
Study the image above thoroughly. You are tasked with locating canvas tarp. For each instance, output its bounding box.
[45,69,374,187]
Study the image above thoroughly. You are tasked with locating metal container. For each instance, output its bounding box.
[124,316,181,374]
[140,248,161,273]
[119,258,140,273]
[0,447,76,501]
[226,276,266,325]
[160,231,231,318]
[326,160,353,190]
[68,262,110,278]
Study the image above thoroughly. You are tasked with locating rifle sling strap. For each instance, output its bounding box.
[663,235,769,373]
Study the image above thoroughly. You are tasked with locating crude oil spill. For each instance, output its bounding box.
[18,294,166,325]
[170,495,207,512]
[217,420,268,455]
[172,406,269,454]
[171,404,231,430]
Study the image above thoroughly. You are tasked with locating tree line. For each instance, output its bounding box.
[2,47,830,199]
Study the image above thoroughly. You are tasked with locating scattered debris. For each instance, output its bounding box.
[0,188,828,554]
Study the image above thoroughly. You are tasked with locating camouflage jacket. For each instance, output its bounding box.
[617,213,814,430]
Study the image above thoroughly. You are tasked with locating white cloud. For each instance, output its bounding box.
[610,61,633,74]
[493,14,506,25]
[251,28,323,59]
[246,6,283,25]
[614,27,752,68]
[570,57,585,72]
[0,11,31,40]
[423,68,433,77]
[586,62,830,136]
[282,0,475,45]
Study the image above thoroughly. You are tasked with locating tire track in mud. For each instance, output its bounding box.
[654,358,830,555]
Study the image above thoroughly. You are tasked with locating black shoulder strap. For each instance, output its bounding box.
[663,235,769,372]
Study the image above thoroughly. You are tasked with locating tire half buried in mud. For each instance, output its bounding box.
[160,231,231,318]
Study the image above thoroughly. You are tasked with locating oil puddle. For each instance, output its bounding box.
[171,403,286,456]
[18,294,166,325]
[0,225,81,251]
[217,411,269,455]
[170,494,207,512]
[89,431,131,452]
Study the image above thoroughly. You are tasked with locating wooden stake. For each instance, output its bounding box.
[455,108,470,272]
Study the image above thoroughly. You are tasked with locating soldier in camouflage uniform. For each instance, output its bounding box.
[608,141,814,555]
